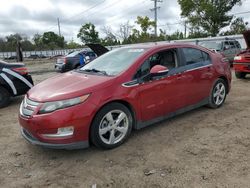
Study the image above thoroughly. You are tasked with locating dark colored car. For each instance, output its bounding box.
[19,43,231,150]
[200,39,241,64]
[0,60,33,108]
[55,50,97,72]
[233,30,250,79]
[28,54,47,59]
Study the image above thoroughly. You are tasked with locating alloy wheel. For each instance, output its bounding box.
[98,110,129,145]
[213,82,226,106]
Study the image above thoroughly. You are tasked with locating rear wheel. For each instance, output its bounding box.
[0,86,11,108]
[90,103,133,149]
[235,71,246,79]
[207,79,227,109]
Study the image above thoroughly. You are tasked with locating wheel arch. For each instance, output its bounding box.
[88,99,137,142]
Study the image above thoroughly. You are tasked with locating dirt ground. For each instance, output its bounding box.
[0,59,249,188]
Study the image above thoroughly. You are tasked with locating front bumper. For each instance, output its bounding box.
[19,99,97,150]
[21,128,89,150]
[55,63,65,72]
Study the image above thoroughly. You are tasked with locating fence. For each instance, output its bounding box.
[0,34,247,59]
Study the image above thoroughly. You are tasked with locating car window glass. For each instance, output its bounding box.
[134,49,177,79]
[81,48,145,76]
[182,48,204,65]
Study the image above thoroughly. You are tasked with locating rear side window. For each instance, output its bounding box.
[182,48,207,65]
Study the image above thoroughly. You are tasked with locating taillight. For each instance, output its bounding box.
[12,67,28,75]
[64,57,67,64]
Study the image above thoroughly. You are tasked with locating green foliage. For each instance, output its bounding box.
[135,16,155,34]
[41,31,65,50]
[77,23,100,44]
[221,17,248,35]
[66,40,82,49]
[178,0,242,36]
[166,30,185,40]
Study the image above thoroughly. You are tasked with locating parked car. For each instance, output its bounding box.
[55,50,97,72]
[200,39,241,64]
[0,60,33,108]
[233,30,250,79]
[28,54,47,59]
[19,43,231,150]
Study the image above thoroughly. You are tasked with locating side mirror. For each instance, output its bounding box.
[84,56,90,63]
[150,65,169,75]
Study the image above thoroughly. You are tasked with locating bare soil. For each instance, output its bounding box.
[0,60,249,188]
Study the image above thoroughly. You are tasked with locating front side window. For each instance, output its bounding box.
[80,48,145,76]
[134,49,178,79]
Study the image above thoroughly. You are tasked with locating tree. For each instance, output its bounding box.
[66,39,82,49]
[178,0,242,36]
[41,31,65,50]
[77,23,100,44]
[118,21,133,43]
[221,17,248,35]
[100,26,120,46]
[135,16,155,34]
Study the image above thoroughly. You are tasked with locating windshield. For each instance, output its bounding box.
[200,42,222,51]
[80,48,145,76]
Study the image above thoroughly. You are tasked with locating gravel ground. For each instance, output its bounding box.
[0,60,249,188]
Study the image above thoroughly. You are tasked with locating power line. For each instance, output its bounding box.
[150,0,163,36]
[233,11,250,15]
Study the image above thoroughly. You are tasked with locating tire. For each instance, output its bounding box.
[207,78,227,109]
[235,71,246,79]
[90,102,133,149]
[0,86,11,108]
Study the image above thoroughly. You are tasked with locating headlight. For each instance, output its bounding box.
[39,94,90,114]
[234,56,242,60]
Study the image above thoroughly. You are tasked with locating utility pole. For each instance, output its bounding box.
[57,18,61,36]
[184,20,187,38]
[150,0,163,37]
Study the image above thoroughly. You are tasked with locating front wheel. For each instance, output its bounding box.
[90,103,133,149]
[207,79,227,109]
[235,71,246,79]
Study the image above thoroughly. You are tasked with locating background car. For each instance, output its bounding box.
[0,60,33,108]
[200,39,241,64]
[55,50,97,72]
[233,30,250,79]
[19,43,231,150]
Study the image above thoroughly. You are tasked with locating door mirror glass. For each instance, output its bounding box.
[150,65,169,75]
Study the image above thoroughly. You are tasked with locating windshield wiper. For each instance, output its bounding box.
[82,68,108,76]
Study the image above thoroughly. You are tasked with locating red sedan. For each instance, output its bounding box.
[19,43,231,149]
[233,30,250,79]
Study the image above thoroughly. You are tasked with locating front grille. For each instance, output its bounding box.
[20,96,40,117]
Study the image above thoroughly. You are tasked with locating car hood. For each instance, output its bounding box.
[243,30,250,49]
[28,71,115,102]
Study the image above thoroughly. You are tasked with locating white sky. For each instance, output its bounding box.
[0,0,250,43]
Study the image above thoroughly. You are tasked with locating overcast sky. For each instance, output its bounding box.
[0,0,250,43]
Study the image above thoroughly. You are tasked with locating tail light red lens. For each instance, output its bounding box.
[64,57,67,64]
[12,67,28,75]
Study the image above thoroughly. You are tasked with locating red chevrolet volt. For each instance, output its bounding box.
[19,43,231,149]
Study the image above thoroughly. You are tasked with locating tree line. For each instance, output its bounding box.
[0,0,248,52]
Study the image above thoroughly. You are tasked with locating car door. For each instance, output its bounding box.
[180,47,214,106]
[134,48,186,122]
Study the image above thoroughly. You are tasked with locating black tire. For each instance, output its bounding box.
[90,102,133,149]
[207,78,227,109]
[235,71,246,79]
[0,86,11,108]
